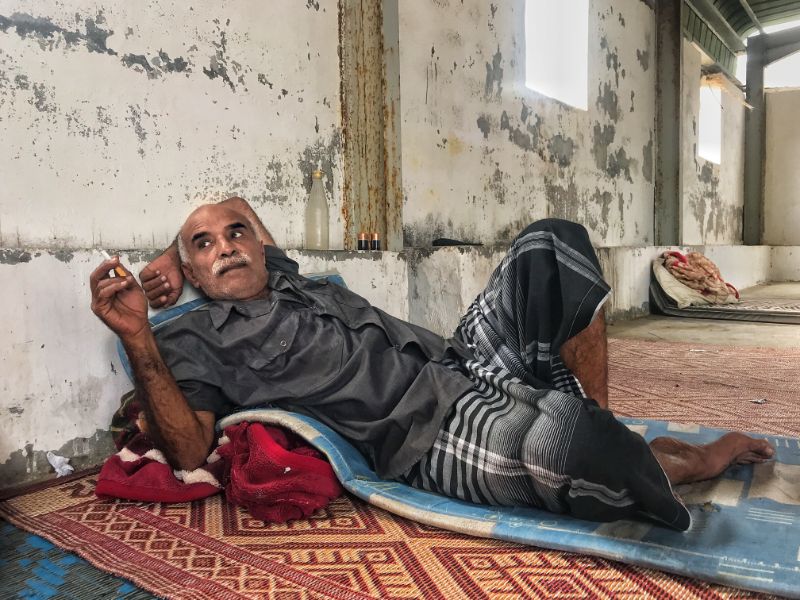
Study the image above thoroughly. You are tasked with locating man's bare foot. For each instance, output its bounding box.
[650,433,775,485]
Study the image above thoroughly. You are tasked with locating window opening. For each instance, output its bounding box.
[524,0,589,110]
[698,80,722,164]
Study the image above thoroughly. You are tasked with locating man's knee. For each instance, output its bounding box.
[517,219,590,244]
[514,219,598,266]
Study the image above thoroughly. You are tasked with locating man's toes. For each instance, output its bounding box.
[752,439,775,458]
[735,440,775,464]
[735,451,768,465]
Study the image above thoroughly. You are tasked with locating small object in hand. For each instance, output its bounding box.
[357,232,368,251]
[749,398,767,405]
[370,232,381,251]
[99,249,127,278]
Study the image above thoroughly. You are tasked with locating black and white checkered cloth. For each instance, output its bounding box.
[401,220,691,530]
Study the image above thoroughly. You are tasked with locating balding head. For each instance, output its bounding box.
[178,203,269,301]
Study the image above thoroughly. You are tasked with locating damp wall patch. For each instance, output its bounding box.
[399,0,657,248]
[0,1,343,251]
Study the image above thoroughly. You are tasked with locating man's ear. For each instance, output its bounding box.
[181,261,200,288]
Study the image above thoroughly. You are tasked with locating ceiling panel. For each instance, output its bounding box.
[712,0,800,36]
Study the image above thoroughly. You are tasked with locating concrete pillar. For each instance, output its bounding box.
[744,35,765,245]
[654,0,683,246]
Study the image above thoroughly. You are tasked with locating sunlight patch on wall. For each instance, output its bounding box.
[524,0,589,110]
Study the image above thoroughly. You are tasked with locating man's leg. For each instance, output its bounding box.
[650,433,774,485]
[560,307,608,408]
[456,219,611,398]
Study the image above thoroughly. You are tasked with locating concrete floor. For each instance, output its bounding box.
[608,282,800,348]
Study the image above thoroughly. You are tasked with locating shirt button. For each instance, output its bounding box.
[394,344,400,350]
[280,340,287,347]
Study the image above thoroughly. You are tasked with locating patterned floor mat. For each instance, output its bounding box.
[1,338,797,599]
[0,478,773,599]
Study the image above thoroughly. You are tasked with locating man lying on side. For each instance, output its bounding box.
[90,197,774,530]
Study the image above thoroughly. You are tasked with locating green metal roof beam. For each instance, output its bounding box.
[686,0,747,52]
[737,0,765,33]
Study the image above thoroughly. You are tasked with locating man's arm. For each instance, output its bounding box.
[123,330,216,469]
[219,196,276,246]
[90,255,215,469]
[140,196,276,308]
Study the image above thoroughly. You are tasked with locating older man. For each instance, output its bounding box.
[90,198,773,530]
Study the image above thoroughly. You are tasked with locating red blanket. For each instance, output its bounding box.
[96,421,343,523]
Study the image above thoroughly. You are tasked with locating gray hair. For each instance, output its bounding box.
[176,232,188,264]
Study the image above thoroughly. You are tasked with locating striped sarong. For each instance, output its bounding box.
[401,220,691,530]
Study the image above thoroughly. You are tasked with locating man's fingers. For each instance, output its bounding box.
[139,265,159,282]
[94,277,131,300]
[142,275,170,293]
[148,287,179,309]
[144,283,170,304]
[89,256,120,287]
[150,296,168,309]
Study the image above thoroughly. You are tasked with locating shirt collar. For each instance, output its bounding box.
[206,302,235,329]
[205,271,294,329]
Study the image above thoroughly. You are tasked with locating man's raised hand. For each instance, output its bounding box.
[90,255,148,339]
[139,244,184,309]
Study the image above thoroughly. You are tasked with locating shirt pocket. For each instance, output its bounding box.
[247,310,345,398]
[247,312,300,370]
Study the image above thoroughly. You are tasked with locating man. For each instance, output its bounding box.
[90,197,774,530]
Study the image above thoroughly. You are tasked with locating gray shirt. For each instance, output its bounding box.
[154,247,475,478]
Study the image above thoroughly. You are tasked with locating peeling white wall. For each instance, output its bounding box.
[680,41,745,245]
[0,0,777,489]
[0,0,347,487]
[398,0,657,248]
[0,0,343,250]
[764,88,800,245]
[407,246,507,337]
[286,250,410,321]
[0,250,152,483]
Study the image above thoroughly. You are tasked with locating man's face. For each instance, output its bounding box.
[180,204,268,301]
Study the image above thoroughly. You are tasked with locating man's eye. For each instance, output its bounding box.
[198,240,211,249]
[231,231,243,239]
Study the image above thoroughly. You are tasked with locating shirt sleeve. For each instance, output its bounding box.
[176,379,233,417]
[264,245,299,274]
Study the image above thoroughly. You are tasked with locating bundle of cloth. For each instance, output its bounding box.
[652,251,739,309]
[96,391,343,522]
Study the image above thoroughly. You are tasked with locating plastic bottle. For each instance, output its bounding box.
[305,165,329,250]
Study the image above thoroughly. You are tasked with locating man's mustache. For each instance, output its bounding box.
[212,254,252,276]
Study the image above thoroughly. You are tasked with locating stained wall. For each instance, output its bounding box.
[680,41,746,245]
[0,0,784,490]
[0,0,345,488]
[0,1,344,250]
[398,0,658,248]
[764,88,800,246]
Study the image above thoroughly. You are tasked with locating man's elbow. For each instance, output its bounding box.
[171,449,210,472]
[164,438,212,472]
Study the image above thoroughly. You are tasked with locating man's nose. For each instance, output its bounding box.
[217,236,237,256]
